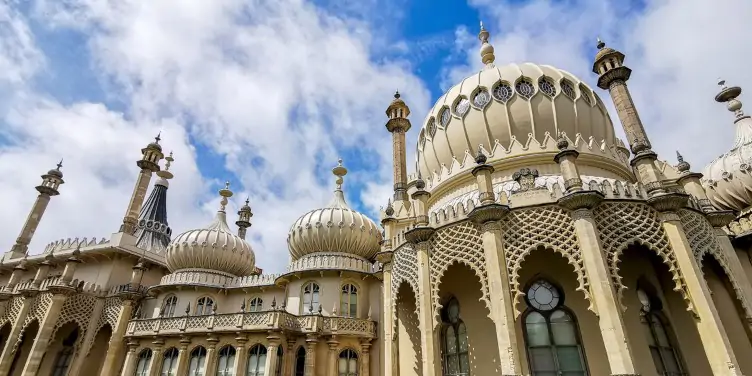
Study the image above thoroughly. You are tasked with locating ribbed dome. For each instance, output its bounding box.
[287,160,382,261]
[417,61,626,185]
[165,184,255,276]
[703,81,752,212]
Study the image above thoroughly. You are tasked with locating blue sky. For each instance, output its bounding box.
[0,0,750,273]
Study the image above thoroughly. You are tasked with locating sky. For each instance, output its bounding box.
[0,0,750,273]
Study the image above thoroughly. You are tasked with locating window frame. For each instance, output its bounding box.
[134,348,153,376]
[161,295,178,318]
[195,296,215,316]
[301,282,321,314]
[440,298,469,376]
[339,283,359,318]
[160,347,179,376]
[246,344,267,376]
[216,345,236,376]
[338,348,359,376]
[249,297,263,312]
[294,346,306,376]
[187,346,207,376]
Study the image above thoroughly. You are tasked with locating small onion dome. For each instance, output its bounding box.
[165,182,255,276]
[287,159,382,261]
[47,160,64,178]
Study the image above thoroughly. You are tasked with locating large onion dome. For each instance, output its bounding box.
[287,160,382,261]
[416,25,629,188]
[703,80,752,212]
[165,182,255,276]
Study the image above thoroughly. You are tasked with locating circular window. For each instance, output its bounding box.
[515,79,535,99]
[473,89,491,108]
[427,118,437,138]
[561,79,576,100]
[527,280,561,311]
[539,77,556,97]
[579,84,594,106]
[492,83,513,103]
[455,98,470,116]
[440,107,451,126]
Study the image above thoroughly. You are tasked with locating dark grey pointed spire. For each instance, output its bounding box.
[135,153,174,253]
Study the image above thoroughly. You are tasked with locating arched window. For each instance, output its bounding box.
[440,298,469,376]
[161,348,179,376]
[134,349,153,376]
[196,297,215,315]
[249,297,263,312]
[275,346,283,376]
[338,349,359,376]
[187,346,207,376]
[523,279,587,376]
[340,284,358,318]
[161,296,177,318]
[246,344,267,376]
[302,282,320,313]
[51,327,79,376]
[637,288,686,375]
[294,347,306,376]
[216,346,236,376]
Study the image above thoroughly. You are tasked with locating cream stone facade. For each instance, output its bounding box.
[0,25,752,376]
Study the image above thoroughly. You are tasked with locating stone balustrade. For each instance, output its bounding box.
[284,252,377,274]
[125,311,377,338]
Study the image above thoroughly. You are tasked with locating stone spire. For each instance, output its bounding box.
[385,91,412,202]
[478,21,496,66]
[6,161,65,259]
[715,79,752,148]
[120,134,164,234]
[592,39,665,196]
[236,198,253,240]
[134,152,174,253]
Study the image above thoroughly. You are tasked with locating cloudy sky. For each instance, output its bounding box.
[0,0,749,273]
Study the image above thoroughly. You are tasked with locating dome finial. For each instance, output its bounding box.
[155,131,161,144]
[56,159,63,170]
[596,37,605,50]
[715,79,745,119]
[332,158,347,190]
[394,90,400,99]
[478,21,495,66]
[218,181,233,212]
[676,150,690,172]
[156,151,175,182]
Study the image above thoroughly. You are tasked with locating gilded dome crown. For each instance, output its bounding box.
[165,182,255,276]
[287,160,382,261]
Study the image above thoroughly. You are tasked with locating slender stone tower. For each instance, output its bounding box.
[5,161,64,260]
[236,198,253,240]
[119,134,164,234]
[593,39,665,195]
[385,91,412,203]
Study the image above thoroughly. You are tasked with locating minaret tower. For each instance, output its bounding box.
[593,39,664,195]
[5,161,64,259]
[385,91,412,203]
[120,134,164,234]
[236,198,253,240]
[134,152,174,253]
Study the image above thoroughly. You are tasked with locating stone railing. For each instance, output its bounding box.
[228,274,279,288]
[285,253,376,274]
[43,236,109,254]
[126,311,377,338]
[157,271,279,289]
[10,276,104,295]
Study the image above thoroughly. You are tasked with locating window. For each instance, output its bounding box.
[161,348,179,376]
[427,118,437,138]
[275,346,283,376]
[440,107,451,126]
[51,328,79,376]
[637,288,686,376]
[249,297,263,312]
[295,347,306,376]
[134,349,153,376]
[515,79,535,100]
[196,297,214,315]
[441,298,469,376]
[246,344,267,376]
[216,346,236,376]
[492,82,513,103]
[338,349,359,376]
[454,98,470,116]
[538,77,556,97]
[472,89,491,108]
[523,279,587,376]
[302,282,320,313]
[579,84,593,106]
[340,284,358,318]
[188,346,207,376]
[161,296,177,318]
[561,79,576,100]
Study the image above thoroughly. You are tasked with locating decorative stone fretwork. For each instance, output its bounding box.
[24,293,52,327]
[593,203,692,312]
[390,245,419,319]
[430,222,489,322]
[0,297,23,327]
[97,296,123,332]
[680,209,752,315]
[705,210,735,228]
[51,294,97,340]
[502,206,585,317]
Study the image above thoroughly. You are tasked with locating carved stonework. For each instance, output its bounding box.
[706,210,736,228]
[512,168,540,192]
[647,192,689,213]
[557,190,604,211]
[468,203,509,225]
[404,227,435,244]
[391,245,420,327]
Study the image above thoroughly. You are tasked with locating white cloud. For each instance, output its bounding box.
[451,0,752,169]
[0,0,432,273]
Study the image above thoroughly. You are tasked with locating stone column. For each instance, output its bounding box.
[265,333,282,376]
[147,338,164,376]
[559,192,639,375]
[120,137,163,234]
[0,296,34,375]
[376,251,395,376]
[327,337,339,376]
[119,340,140,376]
[20,293,68,376]
[67,297,106,376]
[234,335,248,376]
[283,339,296,376]
[360,339,372,376]
[384,92,412,202]
[649,193,744,375]
[204,336,220,376]
[304,335,318,376]
[99,300,136,376]
[175,337,191,376]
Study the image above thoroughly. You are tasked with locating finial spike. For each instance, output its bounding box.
[394,90,400,99]
[718,78,727,89]
[155,131,161,143]
[676,150,684,163]
[596,37,605,50]
[218,181,233,211]
[56,159,63,170]
[478,21,495,65]
[480,20,485,30]
[332,159,347,190]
